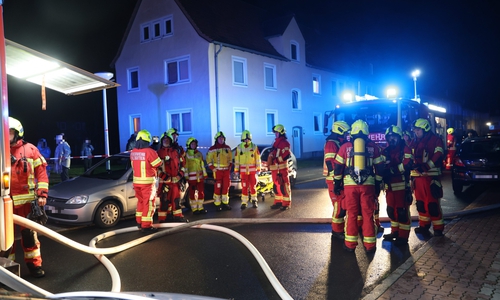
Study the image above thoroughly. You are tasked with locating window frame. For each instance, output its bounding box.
[312,73,321,95]
[164,55,191,85]
[265,109,277,135]
[232,56,248,87]
[167,109,192,135]
[130,114,141,135]
[140,23,151,43]
[290,40,300,62]
[292,88,301,111]
[264,63,277,90]
[233,108,249,135]
[127,67,139,92]
[313,112,322,134]
[163,15,173,37]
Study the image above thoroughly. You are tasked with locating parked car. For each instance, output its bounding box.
[205,145,297,193]
[451,135,500,193]
[45,152,188,228]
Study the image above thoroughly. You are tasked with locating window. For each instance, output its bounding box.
[232,56,247,86]
[290,41,299,62]
[264,63,277,90]
[266,110,277,134]
[313,113,321,134]
[234,108,248,135]
[152,20,161,39]
[164,16,173,36]
[130,115,141,134]
[165,56,190,85]
[140,23,151,42]
[331,80,337,96]
[127,67,139,91]
[313,74,321,95]
[168,110,192,134]
[292,89,301,110]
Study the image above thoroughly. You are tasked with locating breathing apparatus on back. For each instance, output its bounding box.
[349,120,370,184]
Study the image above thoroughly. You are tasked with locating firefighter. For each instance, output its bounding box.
[334,119,384,253]
[7,117,49,277]
[445,127,456,170]
[269,124,292,210]
[410,118,445,236]
[381,125,414,245]
[323,121,350,239]
[234,130,261,209]
[206,131,233,211]
[185,137,208,214]
[157,130,188,222]
[130,130,162,233]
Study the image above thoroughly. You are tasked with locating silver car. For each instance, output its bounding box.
[45,152,187,228]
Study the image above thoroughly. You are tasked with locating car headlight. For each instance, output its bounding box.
[66,195,89,205]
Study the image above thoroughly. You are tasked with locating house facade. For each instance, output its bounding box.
[113,0,378,158]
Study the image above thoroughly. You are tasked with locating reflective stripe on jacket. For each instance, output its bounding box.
[207,143,232,169]
[234,142,261,174]
[185,149,207,181]
[410,133,444,177]
[269,136,290,171]
[131,148,161,184]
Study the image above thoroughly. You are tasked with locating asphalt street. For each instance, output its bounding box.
[12,169,484,300]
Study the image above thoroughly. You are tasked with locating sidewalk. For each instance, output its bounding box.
[365,185,500,300]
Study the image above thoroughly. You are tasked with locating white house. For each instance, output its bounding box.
[113,0,378,158]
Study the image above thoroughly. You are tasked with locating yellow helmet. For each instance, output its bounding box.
[241,130,252,141]
[273,124,286,134]
[186,137,198,148]
[332,121,350,135]
[447,128,454,134]
[9,117,24,138]
[350,119,369,135]
[136,129,152,143]
[167,128,178,136]
[214,131,226,140]
[413,118,431,132]
[385,125,403,138]
[160,131,173,141]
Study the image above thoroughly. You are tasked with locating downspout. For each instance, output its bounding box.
[214,43,223,132]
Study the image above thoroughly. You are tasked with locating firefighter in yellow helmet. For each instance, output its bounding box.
[410,118,445,236]
[206,131,233,211]
[234,130,261,209]
[157,129,188,222]
[445,127,456,170]
[323,121,350,239]
[269,124,292,210]
[184,137,208,214]
[381,125,414,245]
[333,119,385,253]
[8,117,49,277]
[130,130,162,233]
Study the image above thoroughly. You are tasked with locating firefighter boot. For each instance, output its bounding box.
[251,199,258,208]
[383,232,399,242]
[27,263,45,278]
[414,225,431,236]
[331,231,345,240]
[433,230,444,237]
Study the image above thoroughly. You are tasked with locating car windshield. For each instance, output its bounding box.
[461,140,500,154]
[81,155,131,180]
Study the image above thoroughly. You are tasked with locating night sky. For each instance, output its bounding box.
[2,0,499,154]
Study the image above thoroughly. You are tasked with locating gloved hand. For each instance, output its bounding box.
[27,199,48,225]
[404,188,413,204]
[374,180,382,197]
[334,179,343,195]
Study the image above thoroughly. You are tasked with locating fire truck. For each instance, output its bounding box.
[324,96,437,148]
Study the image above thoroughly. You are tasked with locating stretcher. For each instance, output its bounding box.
[256,171,274,201]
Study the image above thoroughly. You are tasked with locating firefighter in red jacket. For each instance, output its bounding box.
[334,119,384,253]
[381,125,414,245]
[157,130,187,222]
[410,118,445,236]
[185,137,208,214]
[269,124,292,210]
[445,127,456,170]
[234,130,261,209]
[130,130,162,233]
[206,131,233,211]
[7,117,49,278]
[323,121,350,239]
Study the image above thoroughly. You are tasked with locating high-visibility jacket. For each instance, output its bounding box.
[185,149,207,181]
[382,143,413,191]
[323,135,342,180]
[333,139,384,186]
[234,142,261,174]
[130,148,162,184]
[158,145,186,180]
[206,143,232,170]
[269,136,290,171]
[409,133,444,177]
[10,140,49,206]
[446,133,456,150]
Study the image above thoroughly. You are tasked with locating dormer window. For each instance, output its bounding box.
[290,41,300,62]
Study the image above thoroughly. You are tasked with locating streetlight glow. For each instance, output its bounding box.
[412,69,420,100]
[386,87,397,99]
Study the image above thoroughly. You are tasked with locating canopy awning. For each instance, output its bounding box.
[5,39,119,95]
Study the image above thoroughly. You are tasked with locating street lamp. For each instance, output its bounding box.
[94,72,114,160]
[386,87,397,99]
[412,69,420,100]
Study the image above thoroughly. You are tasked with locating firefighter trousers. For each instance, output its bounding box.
[385,189,411,239]
[241,171,258,204]
[134,183,156,228]
[158,182,183,221]
[188,179,205,212]
[9,203,43,267]
[272,169,291,207]
[413,176,444,231]
[214,169,231,207]
[326,179,345,233]
[344,185,376,250]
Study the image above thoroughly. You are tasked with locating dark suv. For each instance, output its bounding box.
[451,135,500,193]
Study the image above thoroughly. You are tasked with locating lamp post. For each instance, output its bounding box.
[412,69,420,100]
[94,72,114,160]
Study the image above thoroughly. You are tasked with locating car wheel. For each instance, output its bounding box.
[452,180,463,194]
[94,200,121,228]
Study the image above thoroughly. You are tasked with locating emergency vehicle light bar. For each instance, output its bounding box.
[4,39,119,95]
